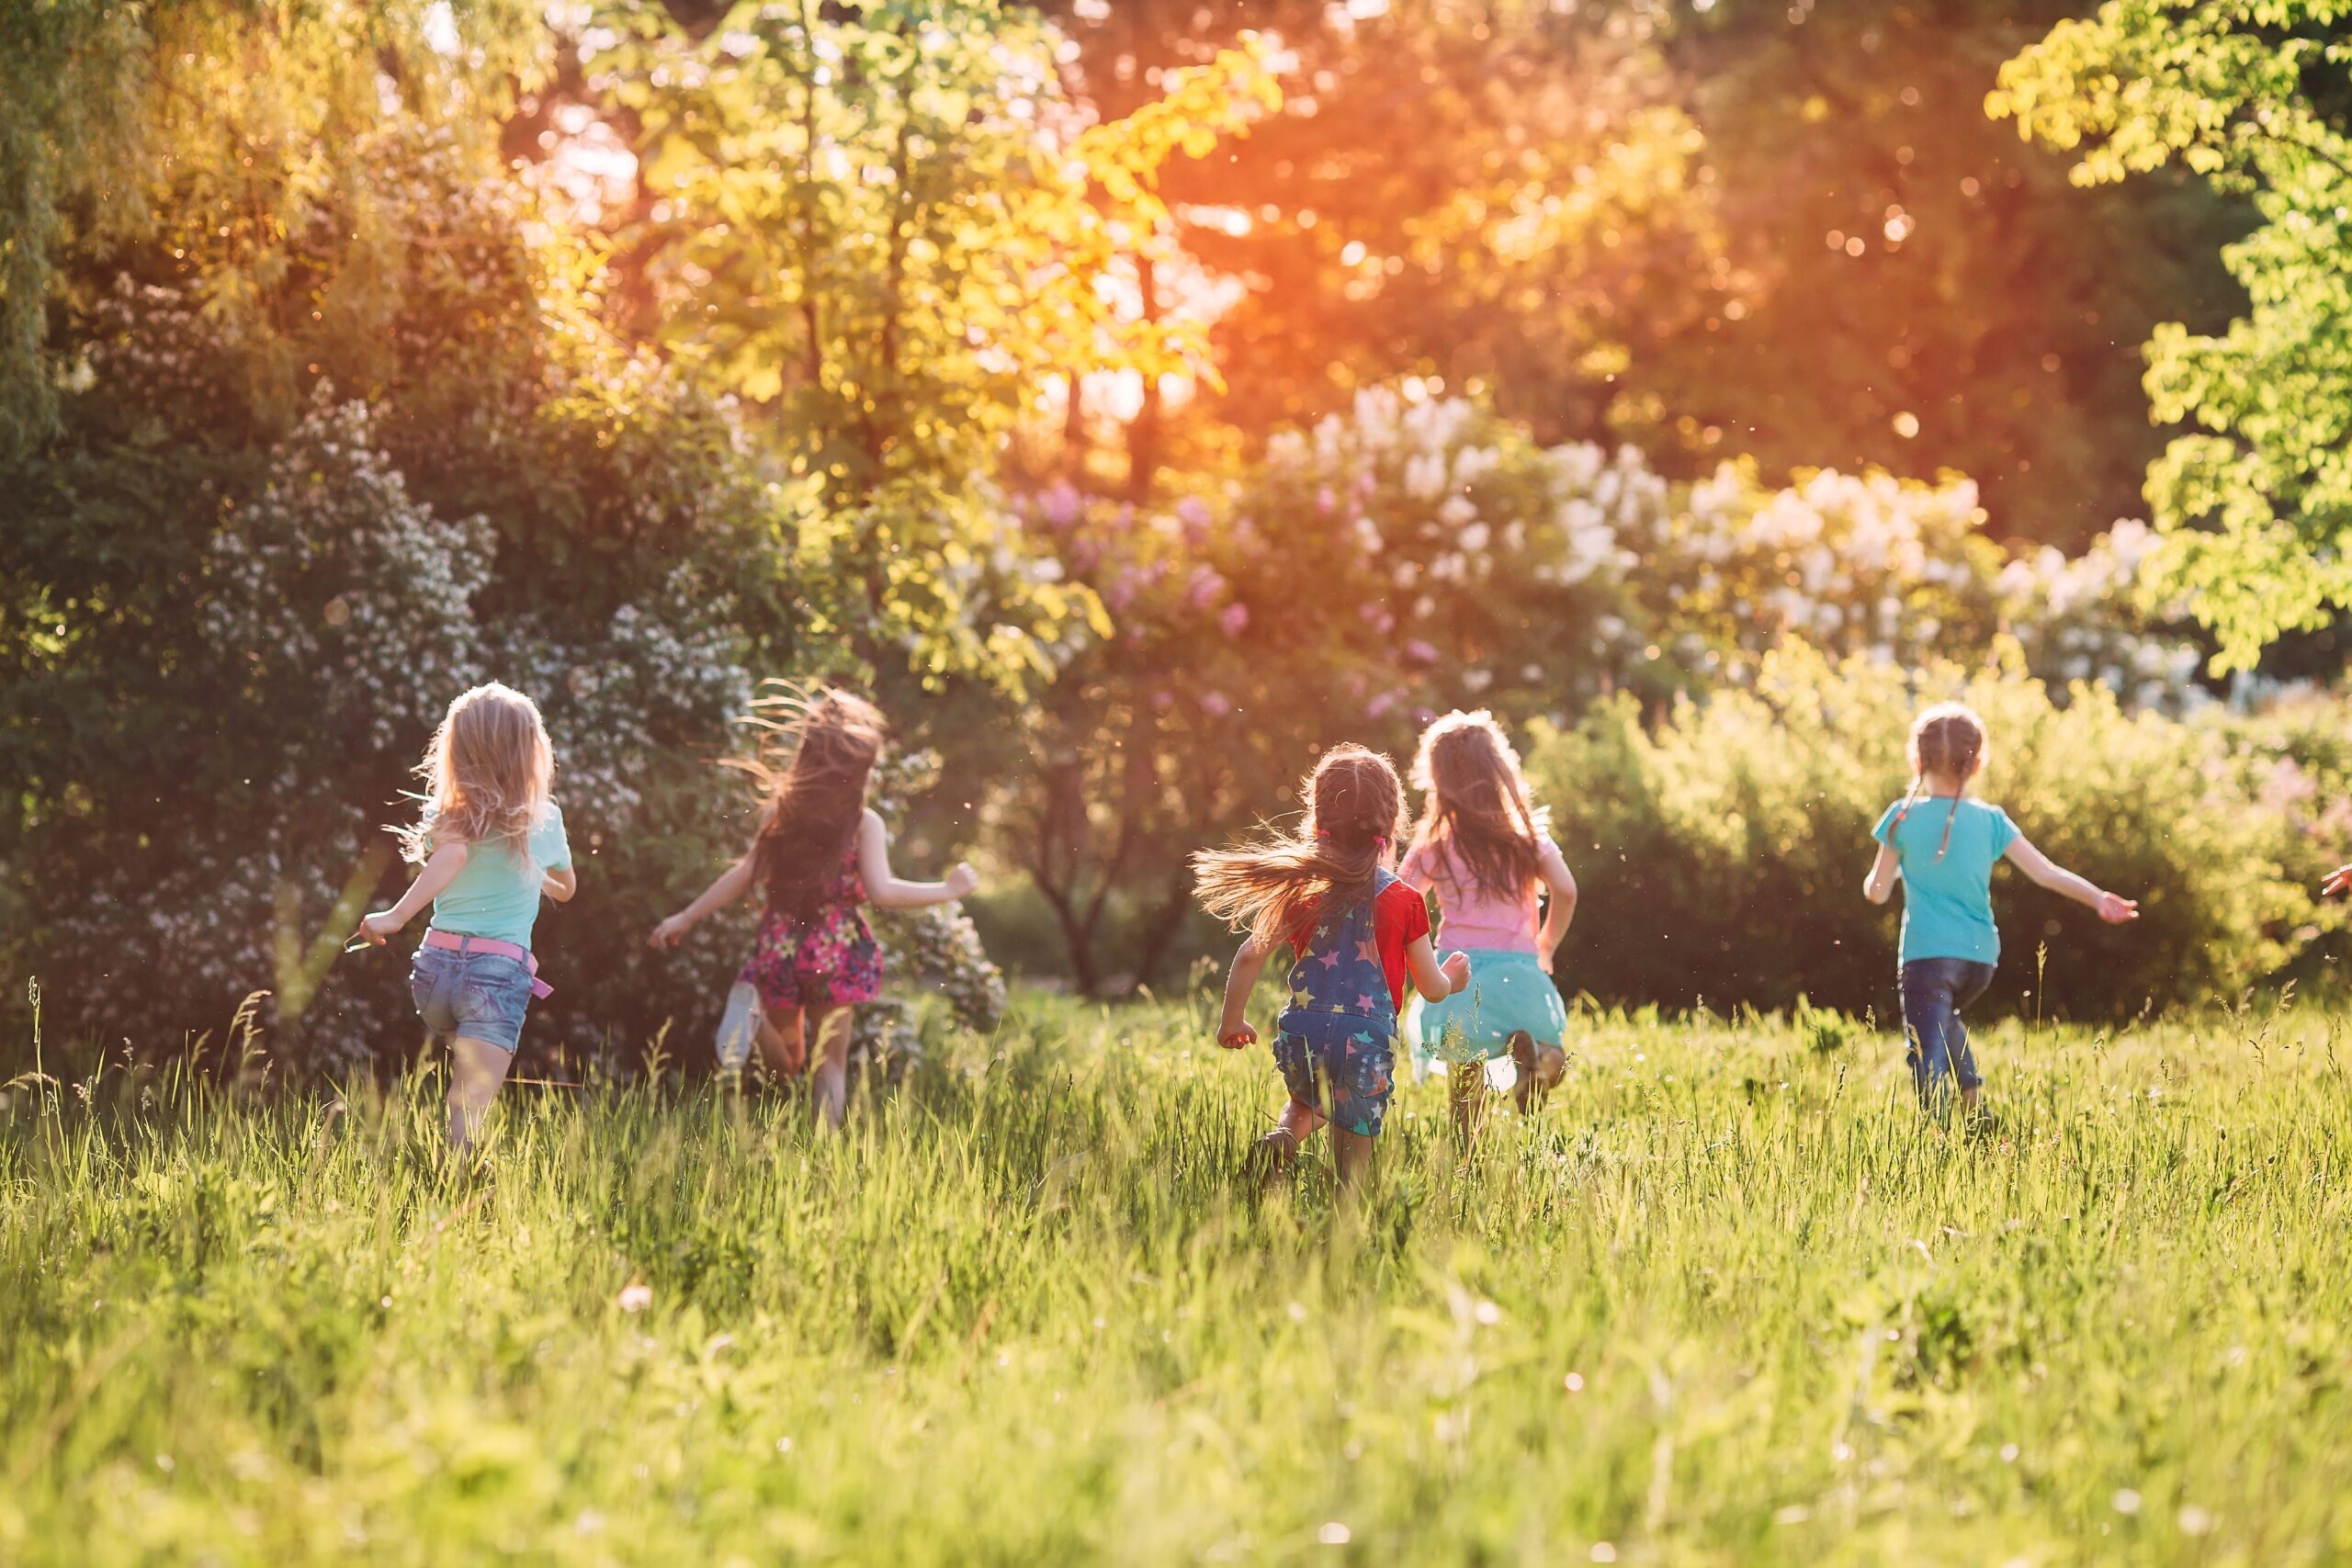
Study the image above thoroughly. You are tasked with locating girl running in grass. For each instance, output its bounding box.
[353,682,576,1158]
[1864,701,2138,1115]
[649,687,976,1129]
[1398,710,1577,1133]
[1196,744,1471,1188]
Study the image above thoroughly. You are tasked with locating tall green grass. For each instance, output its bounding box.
[4,987,2349,1563]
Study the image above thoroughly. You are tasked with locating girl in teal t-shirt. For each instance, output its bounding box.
[1862,702,2138,1115]
[355,682,578,1158]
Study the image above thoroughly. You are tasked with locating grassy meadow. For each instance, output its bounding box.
[5,986,2350,1565]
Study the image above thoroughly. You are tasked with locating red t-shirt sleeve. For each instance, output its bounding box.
[1374,880,1432,1010]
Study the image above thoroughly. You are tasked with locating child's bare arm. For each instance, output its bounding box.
[1863,843,1900,905]
[2003,836,2137,923]
[1535,843,1577,973]
[542,865,579,903]
[1216,935,1271,1047]
[856,810,979,910]
[649,853,755,947]
[1406,936,1471,1003]
[356,841,469,944]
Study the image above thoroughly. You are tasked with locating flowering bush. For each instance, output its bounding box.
[992,384,2207,990]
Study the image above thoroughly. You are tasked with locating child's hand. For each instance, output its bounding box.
[1536,945,1558,976]
[353,910,402,948]
[2325,864,2352,897]
[648,912,695,949]
[1217,1022,1258,1051]
[2095,891,2139,925]
[1441,950,1472,992]
[944,863,979,899]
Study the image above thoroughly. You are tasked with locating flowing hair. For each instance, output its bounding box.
[1407,708,1546,897]
[396,682,554,863]
[1890,702,1989,863]
[1192,743,1404,950]
[730,683,887,919]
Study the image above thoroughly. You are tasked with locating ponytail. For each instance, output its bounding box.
[1193,743,1403,950]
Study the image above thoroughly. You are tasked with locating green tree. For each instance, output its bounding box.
[1650,0,2246,549]
[1994,0,2352,665]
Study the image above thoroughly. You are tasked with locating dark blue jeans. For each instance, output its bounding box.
[1900,957,1996,1108]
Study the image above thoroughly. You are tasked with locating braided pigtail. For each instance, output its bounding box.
[1903,702,1989,863]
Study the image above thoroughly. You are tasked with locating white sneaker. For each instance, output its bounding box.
[714,981,761,1074]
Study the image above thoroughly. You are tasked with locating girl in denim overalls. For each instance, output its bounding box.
[1195,744,1471,1188]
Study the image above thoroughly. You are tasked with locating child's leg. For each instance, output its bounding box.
[1899,962,1962,1113]
[808,1003,856,1130]
[1273,1097,1325,1142]
[1449,1061,1486,1142]
[1332,1127,1375,1188]
[1510,1031,1566,1111]
[447,1035,514,1157]
[756,1008,806,1081]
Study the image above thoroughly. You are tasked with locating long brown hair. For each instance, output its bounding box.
[1407,708,1545,897]
[397,682,554,863]
[733,684,887,918]
[1890,701,1989,863]
[1192,743,1404,949]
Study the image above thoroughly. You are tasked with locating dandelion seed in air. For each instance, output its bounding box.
[618,1281,652,1313]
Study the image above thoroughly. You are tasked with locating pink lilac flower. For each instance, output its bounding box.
[1186,564,1226,609]
[1404,638,1439,666]
[1317,486,1337,515]
[1365,691,1398,719]
[1038,479,1082,530]
[1219,603,1250,637]
[1199,690,1233,718]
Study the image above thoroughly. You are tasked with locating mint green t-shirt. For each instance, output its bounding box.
[428,804,573,950]
[1872,795,2019,965]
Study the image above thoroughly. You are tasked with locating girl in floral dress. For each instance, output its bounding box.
[650,688,977,1129]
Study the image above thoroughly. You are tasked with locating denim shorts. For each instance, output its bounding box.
[1272,1006,1398,1138]
[408,942,536,1054]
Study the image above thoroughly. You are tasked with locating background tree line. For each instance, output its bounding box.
[4,0,2346,1065]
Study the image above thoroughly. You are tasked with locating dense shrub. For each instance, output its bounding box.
[1523,645,2336,1021]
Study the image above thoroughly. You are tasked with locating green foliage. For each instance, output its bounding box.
[1655,1,2247,547]
[1522,644,2331,1020]
[1994,0,2352,666]
[6,997,2352,1560]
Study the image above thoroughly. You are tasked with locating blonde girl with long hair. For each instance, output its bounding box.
[1864,701,2137,1115]
[354,682,577,1157]
[1398,710,1578,1134]
[650,687,977,1130]
[1196,743,1471,1188]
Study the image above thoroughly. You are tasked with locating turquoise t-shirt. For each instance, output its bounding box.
[427,804,572,949]
[1872,795,2019,965]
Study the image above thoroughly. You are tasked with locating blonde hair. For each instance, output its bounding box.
[397,682,554,863]
[1892,701,1988,863]
[1408,708,1547,897]
[1193,744,1404,949]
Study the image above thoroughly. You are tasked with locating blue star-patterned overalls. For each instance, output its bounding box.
[1272,870,1400,1137]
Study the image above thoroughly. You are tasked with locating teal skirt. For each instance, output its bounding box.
[1406,948,1568,1078]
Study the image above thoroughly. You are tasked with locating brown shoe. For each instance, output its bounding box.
[1248,1127,1300,1188]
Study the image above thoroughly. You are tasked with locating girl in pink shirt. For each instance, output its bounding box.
[1399,710,1578,1134]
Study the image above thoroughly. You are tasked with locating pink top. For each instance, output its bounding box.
[1399,834,1570,954]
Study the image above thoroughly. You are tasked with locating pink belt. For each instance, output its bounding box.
[423,929,553,998]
